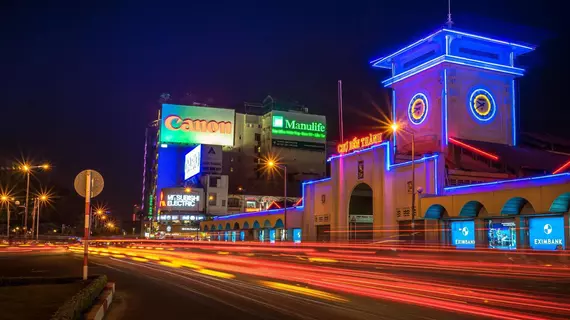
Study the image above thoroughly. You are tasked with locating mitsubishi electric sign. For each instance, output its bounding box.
[270,110,326,151]
[529,216,565,250]
[159,187,204,212]
[450,220,475,249]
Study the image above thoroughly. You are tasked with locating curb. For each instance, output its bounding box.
[86,283,115,320]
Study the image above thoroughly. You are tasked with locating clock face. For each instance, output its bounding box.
[469,89,496,121]
[408,93,429,125]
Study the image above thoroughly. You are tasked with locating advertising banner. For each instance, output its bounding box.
[450,220,475,249]
[184,145,201,180]
[159,187,204,212]
[271,111,326,149]
[487,219,517,250]
[160,104,235,146]
[529,216,565,250]
[184,144,223,180]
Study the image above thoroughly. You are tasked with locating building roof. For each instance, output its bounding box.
[455,138,570,174]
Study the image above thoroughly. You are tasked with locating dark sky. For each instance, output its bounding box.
[0,1,567,221]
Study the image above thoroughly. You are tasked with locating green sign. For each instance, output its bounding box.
[160,104,235,146]
[271,115,326,139]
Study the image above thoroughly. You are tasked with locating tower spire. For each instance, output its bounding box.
[446,0,454,28]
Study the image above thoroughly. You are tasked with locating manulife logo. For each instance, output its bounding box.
[272,115,326,139]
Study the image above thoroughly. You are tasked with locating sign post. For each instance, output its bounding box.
[74,169,104,280]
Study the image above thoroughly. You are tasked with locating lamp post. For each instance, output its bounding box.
[391,124,416,243]
[20,163,50,239]
[1,194,11,240]
[266,160,287,240]
[37,194,48,240]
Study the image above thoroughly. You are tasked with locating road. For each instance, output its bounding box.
[2,242,570,320]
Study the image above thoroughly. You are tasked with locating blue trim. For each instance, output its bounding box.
[370,28,534,69]
[444,173,570,192]
[213,207,303,221]
[512,79,517,146]
[392,90,396,149]
[389,154,439,169]
[327,142,389,163]
[382,55,525,87]
[443,69,448,145]
[434,154,439,195]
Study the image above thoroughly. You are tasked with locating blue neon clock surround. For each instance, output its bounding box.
[408,93,429,125]
[469,88,497,122]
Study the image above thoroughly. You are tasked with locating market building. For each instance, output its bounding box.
[201,27,570,250]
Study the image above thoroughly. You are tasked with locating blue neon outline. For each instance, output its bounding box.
[408,93,429,125]
[382,55,524,87]
[446,54,525,73]
[443,69,448,145]
[469,88,497,122]
[371,28,534,69]
[445,35,450,55]
[512,79,517,146]
[213,206,304,221]
[444,173,570,192]
[392,90,397,149]
[434,154,439,195]
[389,154,438,169]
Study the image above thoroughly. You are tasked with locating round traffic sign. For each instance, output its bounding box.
[74,169,104,198]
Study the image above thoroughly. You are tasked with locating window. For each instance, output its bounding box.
[228,198,240,207]
[255,133,261,142]
[208,193,217,205]
[230,167,234,172]
[222,200,226,207]
[209,176,218,187]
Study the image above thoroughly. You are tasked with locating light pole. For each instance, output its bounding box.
[266,160,287,240]
[37,194,48,240]
[391,123,416,243]
[1,194,12,240]
[20,163,50,239]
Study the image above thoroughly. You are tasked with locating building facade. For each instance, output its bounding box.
[201,28,570,251]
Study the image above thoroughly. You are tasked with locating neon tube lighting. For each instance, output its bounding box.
[553,160,570,175]
[370,29,445,68]
[448,137,499,161]
[441,29,535,51]
[392,90,397,148]
[294,197,303,206]
[511,79,517,146]
[445,54,525,72]
[434,154,439,195]
[389,154,439,169]
[269,200,281,209]
[382,55,525,87]
[445,173,570,192]
[443,69,448,145]
[371,28,533,68]
[213,207,302,220]
[303,177,331,186]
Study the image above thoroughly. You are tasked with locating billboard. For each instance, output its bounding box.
[487,219,516,250]
[271,111,326,150]
[450,220,475,249]
[529,216,565,250]
[160,104,235,146]
[184,145,201,180]
[159,187,204,212]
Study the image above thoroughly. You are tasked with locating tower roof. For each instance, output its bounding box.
[370,28,535,69]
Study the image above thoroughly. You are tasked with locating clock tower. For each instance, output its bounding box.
[371,28,534,154]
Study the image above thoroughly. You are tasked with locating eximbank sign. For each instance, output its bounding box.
[160,104,235,146]
[271,111,326,140]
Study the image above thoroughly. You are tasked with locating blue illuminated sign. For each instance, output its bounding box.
[529,216,565,251]
[488,219,517,250]
[292,228,302,243]
[231,231,236,242]
[269,229,276,243]
[450,221,475,249]
[240,231,245,241]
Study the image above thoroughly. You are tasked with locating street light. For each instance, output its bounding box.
[36,193,50,240]
[391,123,417,242]
[1,193,12,240]
[20,163,50,238]
[265,158,288,240]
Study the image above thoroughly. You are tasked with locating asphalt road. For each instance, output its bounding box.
[2,246,570,320]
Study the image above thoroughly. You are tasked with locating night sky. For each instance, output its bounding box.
[0,1,567,223]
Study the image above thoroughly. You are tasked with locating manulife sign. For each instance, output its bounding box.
[272,115,326,139]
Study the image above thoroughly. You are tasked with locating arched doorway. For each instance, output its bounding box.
[348,183,373,241]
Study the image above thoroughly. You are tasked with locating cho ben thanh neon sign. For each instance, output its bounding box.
[337,133,383,154]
